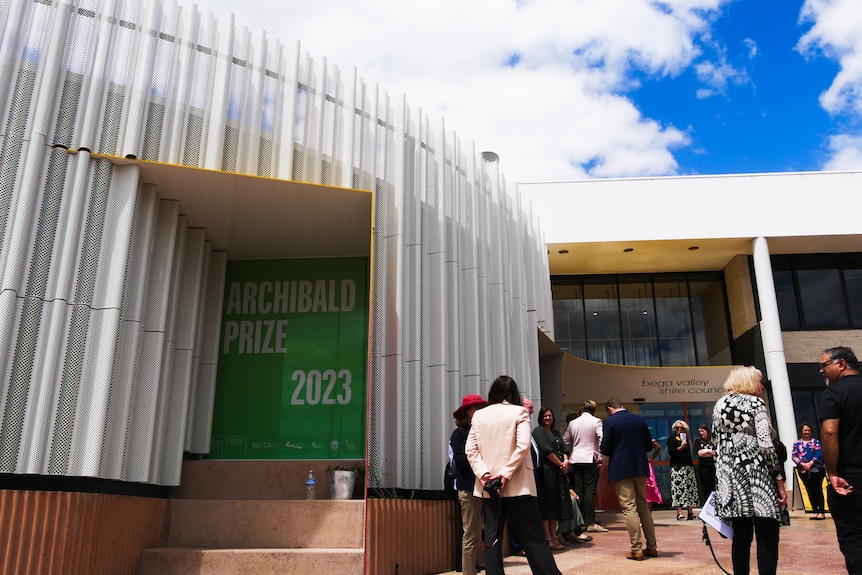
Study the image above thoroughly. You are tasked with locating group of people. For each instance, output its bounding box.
[448,376,658,574]
[709,346,862,575]
[451,376,563,575]
[448,345,862,575]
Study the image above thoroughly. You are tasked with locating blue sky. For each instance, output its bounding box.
[194,0,862,183]
[634,0,840,175]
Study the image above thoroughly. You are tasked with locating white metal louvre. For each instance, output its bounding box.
[0,0,551,490]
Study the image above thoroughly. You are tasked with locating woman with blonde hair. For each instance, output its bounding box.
[667,419,699,520]
[713,366,786,575]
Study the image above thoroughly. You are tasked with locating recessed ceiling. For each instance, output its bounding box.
[548,236,862,276]
[97,155,373,260]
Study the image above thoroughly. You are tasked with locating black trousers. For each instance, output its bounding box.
[698,463,716,506]
[829,480,862,575]
[482,495,561,575]
[570,462,599,526]
[799,469,826,513]
[730,517,780,575]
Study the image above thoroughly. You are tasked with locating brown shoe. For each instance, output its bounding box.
[644,549,658,557]
[626,552,646,561]
[548,539,565,551]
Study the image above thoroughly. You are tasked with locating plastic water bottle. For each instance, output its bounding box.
[305,469,316,500]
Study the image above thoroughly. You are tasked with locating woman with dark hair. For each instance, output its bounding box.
[533,406,574,550]
[695,424,717,504]
[792,422,826,520]
[466,376,562,575]
[486,374,521,405]
[713,366,786,575]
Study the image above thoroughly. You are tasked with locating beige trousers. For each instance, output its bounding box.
[613,476,657,554]
[458,490,483,575]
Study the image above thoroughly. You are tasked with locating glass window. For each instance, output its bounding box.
[791,390,820,439]
[584,282,623,364]
[797,269,848,328]
[550,273,731,367]
[843,268,862,328]
[552,297,586,357]
[654,281,696,366]
[689,280,732,365]
[770,253,862,331]
[774,270,800,330]
[618,281,659,366]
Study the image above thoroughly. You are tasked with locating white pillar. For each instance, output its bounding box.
[752,237,797,485]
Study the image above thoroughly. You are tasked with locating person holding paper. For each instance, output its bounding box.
[668,420,698,520]
[713,366,786,575]
[695,424,717,506]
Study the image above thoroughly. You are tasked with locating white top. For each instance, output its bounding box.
[563,411,604,464]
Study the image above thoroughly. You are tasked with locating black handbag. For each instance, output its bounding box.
[780,505,791,526]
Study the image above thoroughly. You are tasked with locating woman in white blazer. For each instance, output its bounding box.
[466,376,562,575]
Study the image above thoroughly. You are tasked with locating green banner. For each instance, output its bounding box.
[209,257,369,460]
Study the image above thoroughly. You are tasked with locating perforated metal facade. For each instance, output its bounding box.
[0,0,552,490]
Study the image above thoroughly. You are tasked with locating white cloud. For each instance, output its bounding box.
[797,0,862,169]
[822,135,862,170]
[694,57,751,98]
[192,0,729,181]
[798,0,862,115]
[743,38,758,59]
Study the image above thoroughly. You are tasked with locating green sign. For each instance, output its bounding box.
[209,257,369,460]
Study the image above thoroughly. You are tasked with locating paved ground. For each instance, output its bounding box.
[436,508,847,575]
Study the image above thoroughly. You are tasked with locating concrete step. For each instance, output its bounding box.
[139,547,364,575]
[167,499,365,549]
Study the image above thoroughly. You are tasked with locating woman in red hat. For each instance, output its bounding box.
[450,394,487,575]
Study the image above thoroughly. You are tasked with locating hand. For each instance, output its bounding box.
[481,473,507,487]
[776,480,787,506]
[830,475,854,496]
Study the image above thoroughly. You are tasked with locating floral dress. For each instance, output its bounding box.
[712,392,783,521]
[667,433,699,508]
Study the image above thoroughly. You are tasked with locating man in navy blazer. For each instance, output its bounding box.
[599,397,658,561]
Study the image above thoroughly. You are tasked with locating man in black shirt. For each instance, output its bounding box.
[819,346,862,575]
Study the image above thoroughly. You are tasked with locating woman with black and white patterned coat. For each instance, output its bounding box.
[712,366,787,575]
